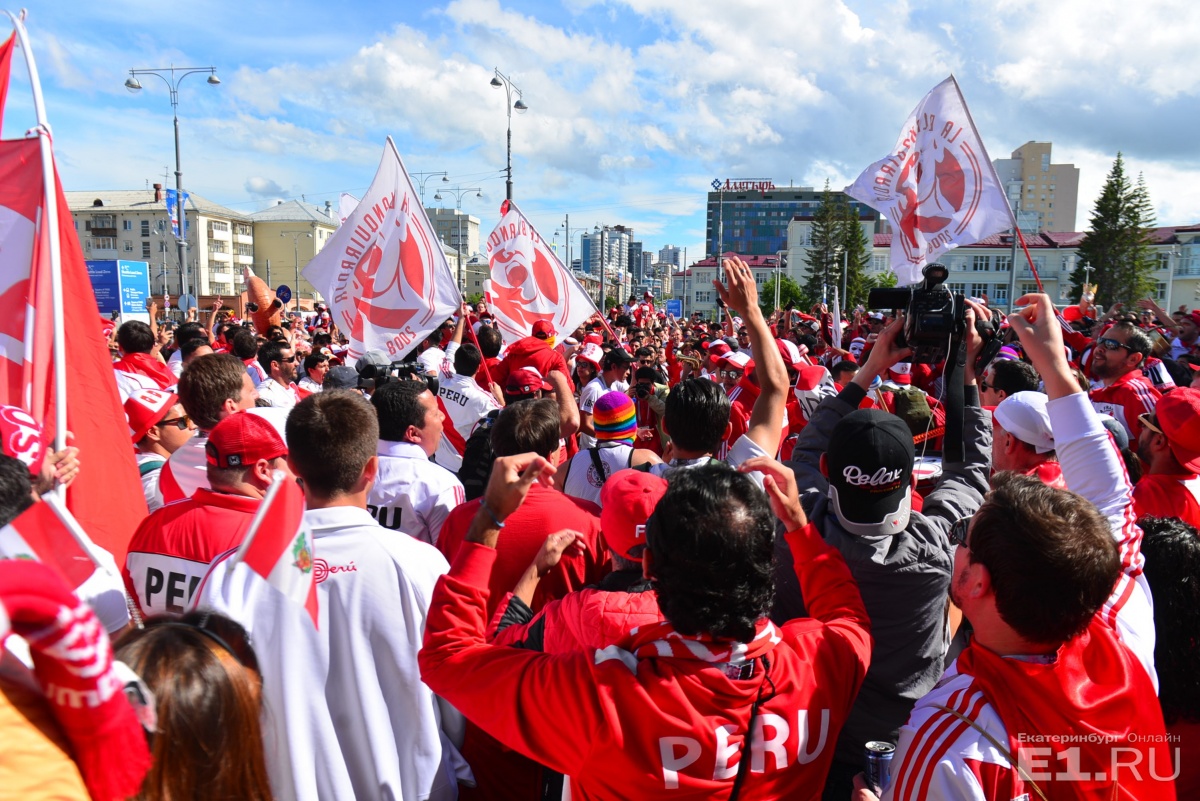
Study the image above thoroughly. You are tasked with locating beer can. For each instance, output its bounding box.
[865,741,895,794]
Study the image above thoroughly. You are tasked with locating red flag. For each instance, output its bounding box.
[232,472,318,627]
[0,33,14,131]
[0,498,96,588]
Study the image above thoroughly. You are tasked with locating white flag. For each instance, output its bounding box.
[303,138,460,361]
[338,192,358,225]
[845,76,1014,286]
[485,200,599,342]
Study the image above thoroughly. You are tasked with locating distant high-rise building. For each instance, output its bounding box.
[706,181,880,256]
[658,245,681,267]
[992,142,1080,233]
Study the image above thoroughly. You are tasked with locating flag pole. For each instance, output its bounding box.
[5,12,67,457]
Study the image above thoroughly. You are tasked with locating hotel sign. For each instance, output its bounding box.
[711,179,776,192]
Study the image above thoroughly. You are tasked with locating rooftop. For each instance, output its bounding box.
[66,188,249,220]
[247,199,336,225]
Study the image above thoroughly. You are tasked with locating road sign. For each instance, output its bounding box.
[665,299,683,317]
[276,285,292,304]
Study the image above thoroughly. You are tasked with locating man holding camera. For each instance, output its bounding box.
[783,303,992,799]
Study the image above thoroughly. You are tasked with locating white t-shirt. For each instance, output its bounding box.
[578,376,631,449]
[258,379,300,409]
[136,451,168,512]
[366,441,465,545]
[194,505,467,801]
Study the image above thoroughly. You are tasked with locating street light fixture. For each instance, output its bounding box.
[281,230,314,313]
[437,186,483,291]
[490,68,527,201]
[412,171,449,205]
[125,65,220,299]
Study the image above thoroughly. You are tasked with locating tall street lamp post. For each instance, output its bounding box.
[125,65,220,299]
[435,186,482,292]
[490,68,527,201]
[282,230,313,312]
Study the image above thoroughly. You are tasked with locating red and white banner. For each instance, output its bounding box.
[0,33,13,131]
[485,200,598,341]
[0,496,99,589]
[232,471,318,627]
[845,76,1014,286]
[303,137,460,361]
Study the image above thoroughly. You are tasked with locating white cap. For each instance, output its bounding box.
[720,351,753,370]
[994,391,1055,454]
[576,342,604,367]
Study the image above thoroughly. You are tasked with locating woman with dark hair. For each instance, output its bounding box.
[115,611,273,801]
[1138,516,1200,797]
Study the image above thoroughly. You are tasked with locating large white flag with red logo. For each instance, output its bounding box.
[304,138,460,361]
[0,496,100,589]
[485,200,599,342]
[845,76,1015,286]
[231,471,318,627]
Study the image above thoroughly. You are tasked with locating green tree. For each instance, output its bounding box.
[839,202,875,310]
[1071,154,1157,307]
[759,274,805,317]
[802,183,843,308]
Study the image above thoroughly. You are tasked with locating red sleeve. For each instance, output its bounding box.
[781,524,871,671]
[419,543,607,777]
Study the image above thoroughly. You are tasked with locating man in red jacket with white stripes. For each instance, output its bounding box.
[421,450,871,799]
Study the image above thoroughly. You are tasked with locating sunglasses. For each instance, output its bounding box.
[157,415,192,430]
[1097,337,1130,352]
[639,359,656,366]
[1138,413,1162,436]
[949,516,971,548]
[720,369,743,379]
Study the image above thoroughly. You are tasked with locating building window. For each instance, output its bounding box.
[995,255,1012,272]
[236,243,253,257]
[695,291,713,303]
[970,283,988,298]
[208,220,230,234]
[1020,283,1038,295]
[992,285,1008,302]
[142,242,151,258]
[871,255,889,272]
[122,220,132,231]
[123,240,133,252]
[1155,282,1167,302]
[947,282,966,294]
[972,255,990,272]
[94,237,115,249]
[234,223,251,236]
[140,220,150,237]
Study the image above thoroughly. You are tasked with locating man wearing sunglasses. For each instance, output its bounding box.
[126,388,196,512]
[256,340,302,409]
[1087,322,1161,440]
[1132,388,1200,529]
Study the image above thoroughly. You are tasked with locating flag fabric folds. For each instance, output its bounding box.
[231,472,318,627]
[845,75,1014,286]
[303,137,461,361]
[0,33,14,131]
[485,200,599,341]
[164,188,188,240]
[0,497,98,589]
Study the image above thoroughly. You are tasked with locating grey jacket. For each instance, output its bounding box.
[777,381,991,765]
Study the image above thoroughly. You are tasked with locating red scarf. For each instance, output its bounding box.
[621,618,780,664]
[0,561,151,800]
[1027,461,1068,490]
[113,352,175,389]
[958,620,1173,800]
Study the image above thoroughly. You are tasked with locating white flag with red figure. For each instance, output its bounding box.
[485,200,599,341]
[845,76,1014,286]
[0,496,99,589]
[231,471,318,627]
[304,138,460,361]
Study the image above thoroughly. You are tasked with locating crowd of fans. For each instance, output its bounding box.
[0,256,1196,800]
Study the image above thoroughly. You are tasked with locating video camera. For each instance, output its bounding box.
[357,359,439,395]
[867,263,964,365]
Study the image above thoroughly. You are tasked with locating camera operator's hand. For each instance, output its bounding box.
[852,314,911,391]
[713,256,759,319]
[1007,293,1078,401]
[963,298,991,384]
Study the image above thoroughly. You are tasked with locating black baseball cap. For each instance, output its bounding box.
[826,409,914,536]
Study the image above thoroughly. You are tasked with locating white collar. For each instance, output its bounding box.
[377,440,431,459]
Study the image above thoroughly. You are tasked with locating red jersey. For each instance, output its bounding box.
[420,524,870,800]
[1089,369,1161,440]
[123,488,259,616]
[1133,472,1200,528]
[435,484,608,620]
[493,337,574,392]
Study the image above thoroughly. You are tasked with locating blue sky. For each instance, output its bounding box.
[8,0,1200,262]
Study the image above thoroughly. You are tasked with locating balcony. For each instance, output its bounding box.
[1175,265,1200,277]
[90,227,117,238]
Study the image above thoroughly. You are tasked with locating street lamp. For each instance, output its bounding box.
[125,65,220,299]
[593,225,608,310]
[490,68,527,201]
[434,186,482,292]
[281,230,313,312]
[412,171,449,205]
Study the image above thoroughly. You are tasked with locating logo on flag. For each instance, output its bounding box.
[303,138,460,361]
[485,200,599,341]
[231,470,318,627]
[845,76,1014,285]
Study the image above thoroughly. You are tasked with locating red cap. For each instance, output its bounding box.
[583,333,604,346]
[1155,388,1200,472]
[124,388,179,443]
[776,338,804,371]
[532,320,556,339]
[704,340,731,358]
[600,469,668,559]
[506,367,552,396]
[205,412,288,469]
[1060,305,1083,323]
[1187,311,1200,328]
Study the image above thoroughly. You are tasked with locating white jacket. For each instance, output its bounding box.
[367,440,465,545]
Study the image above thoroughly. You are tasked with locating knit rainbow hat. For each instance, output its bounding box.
[594,390,637,443]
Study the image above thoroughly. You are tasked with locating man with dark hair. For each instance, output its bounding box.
[858,294,1166,801]
[434,342,502,473]
[125,411,289,616]
[0,453,34,527]
[256,340,300,409]
[231,328,268,387]
[167,320,213,377]
[196,390,465,801]
[473,324,504,392]
[113,319,176,397]
[830,359,859,386]
[979,357,1039,407]
[578,348,634,448]
[366,380,464,544]
[785,306,991,798]
[421,452,870,798]
[299,352,329,394]
[159,353,259,503]
[179,337,214,367]
[1089,320,1161,439]
[124,388,195,511]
